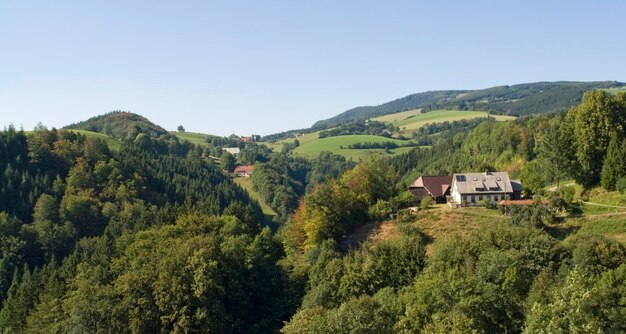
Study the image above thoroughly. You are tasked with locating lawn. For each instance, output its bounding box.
[291,134,422,160]
[233,177,277,225]
[604,87,626,95]
[173,131,212,147]
[373,109,422,123]
[264,130,323,152]
[65,129,122,151]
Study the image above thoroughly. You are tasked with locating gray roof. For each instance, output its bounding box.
[452,171,516,194]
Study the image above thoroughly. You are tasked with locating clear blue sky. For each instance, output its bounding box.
[1,1,625,136]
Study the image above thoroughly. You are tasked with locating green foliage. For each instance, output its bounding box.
[568,235,626,276]
[568,91,626,186]
[251,154,309,222]
[398,226,562,333]
[420,196,432,209]
[220,151,236,172]
[368,199,392,221]
[617,176,626,194]
[318,120,395,138]
[523,265,626,333]
[509,203,556,228]
[19,214,293,333]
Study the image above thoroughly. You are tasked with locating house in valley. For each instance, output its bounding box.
[234,165,254,177]
[222,147,241,155]
[448,171,522,206]
[409,176,452,204]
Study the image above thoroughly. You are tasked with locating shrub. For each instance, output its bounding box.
[616,176,626,194]
[369,200,393,221]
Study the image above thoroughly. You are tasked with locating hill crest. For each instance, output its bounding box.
[312,81,624,129]
[64,111,168,140]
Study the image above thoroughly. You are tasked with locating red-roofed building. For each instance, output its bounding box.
[234,165,254,177]
[409,176,452,204]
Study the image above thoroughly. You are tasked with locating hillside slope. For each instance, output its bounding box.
[313,81,624,129]
[64,111,168,140]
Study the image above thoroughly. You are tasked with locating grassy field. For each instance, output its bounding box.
[291,135,421,160]
[264,130,323,152]
[173,131,212,147]
[386,110,516,134]
[373,109,422,123]
[265,109,514,159]
[604,87,626,95]
[233,177,277,225]
[65,129,122,151]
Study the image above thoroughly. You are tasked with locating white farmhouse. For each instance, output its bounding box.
[449,171,522,206]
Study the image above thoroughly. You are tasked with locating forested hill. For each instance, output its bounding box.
[64,111,168,140]
[312,81,624,129]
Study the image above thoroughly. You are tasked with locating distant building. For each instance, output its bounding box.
[241,136,252,143]
[409,176,452,204]
[449,171,522,206]
[234,165,254,177]
[222,147,240,155]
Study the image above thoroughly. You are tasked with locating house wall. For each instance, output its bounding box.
[452,191,512,206]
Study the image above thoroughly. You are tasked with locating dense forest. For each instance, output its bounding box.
[1,90,626,333]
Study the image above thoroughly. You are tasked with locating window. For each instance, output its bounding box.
[456,175,467,182]
[471,196,475,203]
[478,196,482,201]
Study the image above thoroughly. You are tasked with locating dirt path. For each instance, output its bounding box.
[546,182,576,192]
[583,201,626,209]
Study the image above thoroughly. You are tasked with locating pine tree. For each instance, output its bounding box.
[601,132,626,190]
[0,268,24,332]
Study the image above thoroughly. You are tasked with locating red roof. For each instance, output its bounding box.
[410,176,452,197]
[234,165,254,174]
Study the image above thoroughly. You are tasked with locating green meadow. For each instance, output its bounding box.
[382,109,516,134]
[173,131,212,147]
[604,87,626,95]
[292,134,421,160]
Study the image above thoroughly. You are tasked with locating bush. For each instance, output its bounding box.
[390,191,416,211]
[480,199,496,209]
[616,176,626,194]
[558,185,576,203]
[420,197,432,209]
[369,200,393,221]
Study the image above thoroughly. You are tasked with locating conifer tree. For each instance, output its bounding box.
[601,132,626,190]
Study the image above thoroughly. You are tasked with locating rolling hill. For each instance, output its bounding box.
[64,111,168,140]
[375,109,516,135]
[312,81,624,129]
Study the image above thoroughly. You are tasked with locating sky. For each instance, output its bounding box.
[1,1,625,136]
